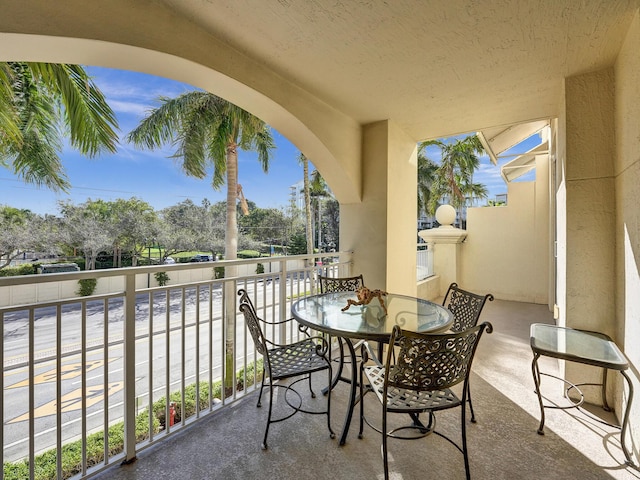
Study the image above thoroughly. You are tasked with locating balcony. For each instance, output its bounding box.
[89,295,635,480]
[1,257,635,479]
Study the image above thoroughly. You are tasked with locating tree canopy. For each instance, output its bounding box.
[418,135,488,216]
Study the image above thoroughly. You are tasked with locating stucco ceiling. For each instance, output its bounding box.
[159,0,638,141]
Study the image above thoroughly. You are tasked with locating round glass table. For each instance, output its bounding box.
[291,291,453,445]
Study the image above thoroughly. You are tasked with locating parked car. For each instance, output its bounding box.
[189,254,213,262]
[163,257,176,264]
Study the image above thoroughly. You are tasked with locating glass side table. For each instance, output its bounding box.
[530,323,636,469]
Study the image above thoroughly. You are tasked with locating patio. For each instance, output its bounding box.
[91,299,639,480]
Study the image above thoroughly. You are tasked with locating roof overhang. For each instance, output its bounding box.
[500,142,549,183]
[477,119,549,165]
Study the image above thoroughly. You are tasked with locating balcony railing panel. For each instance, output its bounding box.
[0,253,350,479]
[416,243,433,281]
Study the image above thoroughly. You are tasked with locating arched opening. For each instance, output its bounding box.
[0,32,362,204]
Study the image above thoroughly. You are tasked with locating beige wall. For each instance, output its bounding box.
[559,17,640,458]
[341,121,418,295]
[564,68,617,335]
[460,155,550,304]
[614,10,640,460]
[563,66,617,402]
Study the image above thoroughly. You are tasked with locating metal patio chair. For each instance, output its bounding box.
[442,282,494,422]
[237,289,335,449]
[359,322,493,480]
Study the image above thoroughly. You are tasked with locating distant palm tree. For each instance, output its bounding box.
[0,62,119,190]
[298,153,314,256]
[127,91,274,388]
[310,169,330,251]
[419,135,487,215]
[417,144,438,218]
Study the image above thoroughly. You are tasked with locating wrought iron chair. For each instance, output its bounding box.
[318,274,365,390]
[237,289,335,449]
[442,282,494,422]
[319,274,365,294]
[359,322,493,480]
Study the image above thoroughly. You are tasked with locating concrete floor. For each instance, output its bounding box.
[91,299,640,480]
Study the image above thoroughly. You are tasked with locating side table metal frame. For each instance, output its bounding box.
[530,323,637,469]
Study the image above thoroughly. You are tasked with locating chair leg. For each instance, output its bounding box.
[257,375,266,408]
[358,362,365,439]
[461,397,471,480]
[322,336,346,395]
[382,405,390,480]
[262,379,274,450]
[467,384,476,423]
[308,373,316,398]
[327,365,336,439]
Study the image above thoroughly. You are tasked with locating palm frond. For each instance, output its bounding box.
[0,63,21,151]
[27,63,119,156]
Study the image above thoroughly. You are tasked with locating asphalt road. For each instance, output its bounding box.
[1,282,283,462]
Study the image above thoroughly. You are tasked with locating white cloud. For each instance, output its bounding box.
[109,99,152,116]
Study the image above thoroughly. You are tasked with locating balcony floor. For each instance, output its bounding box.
[93,299,639,480]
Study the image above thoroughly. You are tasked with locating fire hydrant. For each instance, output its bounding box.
[169,402,176,427]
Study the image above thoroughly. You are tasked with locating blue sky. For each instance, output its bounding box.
[0,66,517,215]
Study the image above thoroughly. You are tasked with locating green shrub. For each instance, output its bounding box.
[154,271,170,286]
[1,363,261,480]
[2,409,158,480]
[0,263,38,277]
[237,359,263,391]
[256,263,264,274]
[214,266,225,279]
[238,250,261,258]
[76,278,97,296]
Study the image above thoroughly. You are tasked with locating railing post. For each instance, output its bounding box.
[122,272,137,464]
[426,241,435,277]
[279,258,288,342]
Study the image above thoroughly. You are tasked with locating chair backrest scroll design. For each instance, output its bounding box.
[442,282,494,332]
[238,289,268,357]
[386,322,492,392]
[319,274,365,293]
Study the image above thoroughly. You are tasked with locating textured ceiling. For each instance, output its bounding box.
[159,0,637,140]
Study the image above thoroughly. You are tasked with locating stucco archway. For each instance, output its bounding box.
[0,28,362,204]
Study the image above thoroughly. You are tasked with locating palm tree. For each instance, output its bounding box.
[0,62,119,190]
[297,153,314,256]
[419,135,487,216]
[126,91,275,388]
[310,169,330,251]
[417,144,438,218]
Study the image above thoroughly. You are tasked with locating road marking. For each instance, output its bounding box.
[5,359,116,389]
[8,381,124,423]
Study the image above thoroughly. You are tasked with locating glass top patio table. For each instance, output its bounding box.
[530,323,628,370]
[291,291,453,341]
[291,291,453,446]
[530,323,636,469]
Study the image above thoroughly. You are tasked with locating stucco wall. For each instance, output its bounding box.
[460,156,550,304]
[614,10,640,462]
[341,120,418,296]
[563,67,617,403]
[564,68,617,335]
[0,261,290,307]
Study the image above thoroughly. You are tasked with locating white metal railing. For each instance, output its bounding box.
[416,243,433,281]
[0,252,351,480]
